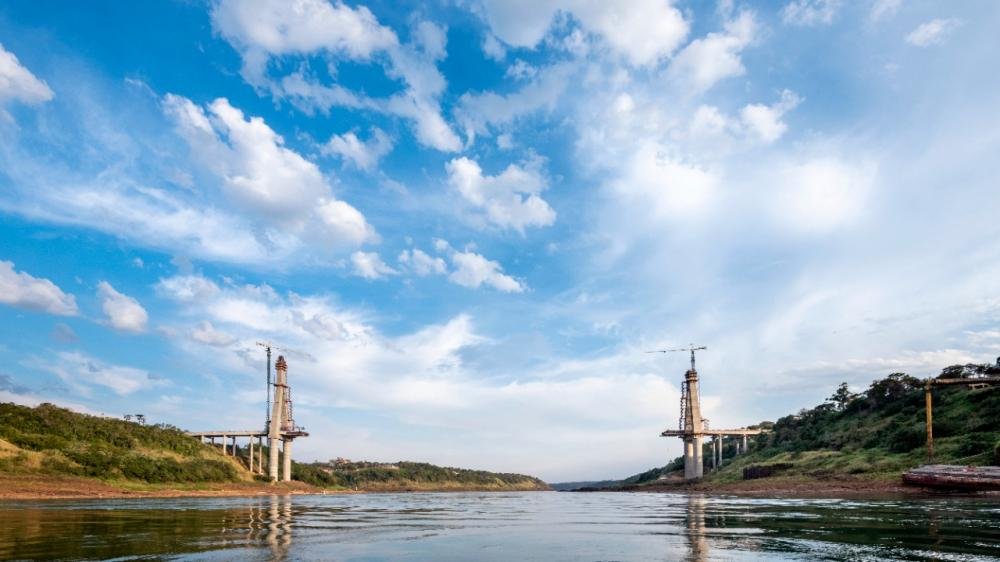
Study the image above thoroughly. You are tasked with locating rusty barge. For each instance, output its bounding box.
[903,465,1000,491]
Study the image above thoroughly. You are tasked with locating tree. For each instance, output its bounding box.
[827,382,857,411]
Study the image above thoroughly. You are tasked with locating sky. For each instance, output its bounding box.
[0,0,998,483]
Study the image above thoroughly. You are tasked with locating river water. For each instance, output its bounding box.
[0,492,997,561]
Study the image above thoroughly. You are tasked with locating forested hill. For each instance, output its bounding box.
[0,402,244,483]
[595,362,1000,489]
[293,459,550,491]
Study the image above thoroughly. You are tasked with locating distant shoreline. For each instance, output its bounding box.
[0,475,549,501]
[571,474,1000,499]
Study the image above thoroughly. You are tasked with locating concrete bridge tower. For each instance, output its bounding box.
[268,356,288,482]
[682,367,704,480]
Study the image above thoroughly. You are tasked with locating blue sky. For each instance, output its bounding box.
[0,0,998,482]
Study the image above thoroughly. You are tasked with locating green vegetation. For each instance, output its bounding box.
[293,459,549,491]
[612,363,1000,488]
[0,403,241,483]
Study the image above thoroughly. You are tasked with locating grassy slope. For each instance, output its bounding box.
[0,403,248,484]
[617,365,1000,489]
[293,460,550,491]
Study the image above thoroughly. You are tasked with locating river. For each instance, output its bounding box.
[0,491,997,560]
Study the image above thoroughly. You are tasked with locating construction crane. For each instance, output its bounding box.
[646,345,707,372]
[256,341,298,428]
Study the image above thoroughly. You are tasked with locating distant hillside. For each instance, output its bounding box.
[0,403,549,493]
[600,364,1000,489]
[293,459,550,491]
[0,403,244,483]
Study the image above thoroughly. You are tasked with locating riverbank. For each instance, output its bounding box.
[612,473,1000,498]
[0,474,324,500]
[0,474,551,500]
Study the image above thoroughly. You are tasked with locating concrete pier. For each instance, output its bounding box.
[282,439,292,482]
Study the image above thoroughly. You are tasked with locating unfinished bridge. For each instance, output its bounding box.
[655,346,764,480]
[188,350,308,482]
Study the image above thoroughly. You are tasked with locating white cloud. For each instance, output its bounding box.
[455,62,575,143]
[689,105,731,138]
[97,281,148,333]
[781,0,842,26]
[446,247,524,293]
[482,33,506,61]
[165,95,321,217]
[210,0,397,81]
[34,351,159,396]
[191,320,237,347]
[0,43,53,106]
[446,156,556,233]
[156,274,222,302]
[740,90,802,143]
[0,261,77,316]
[478,0,688,66]
[667,11,756,93]
[775,158,874,232]
[610,143,717,221]
[350,251,398,280]
[906,18,962,47]
[398,248,447,276]
[505,59,537,81]
[869,0,902,23]
[322,128,394,171]
[163,94,376,247]
[212,0,461,152]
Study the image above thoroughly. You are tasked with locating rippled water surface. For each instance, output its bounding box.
[1,492,998,560]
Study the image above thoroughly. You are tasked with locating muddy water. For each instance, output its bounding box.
[0,491,997,560]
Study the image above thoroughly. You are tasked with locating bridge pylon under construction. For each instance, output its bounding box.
[188,352,308,483]
[653,346,764,481]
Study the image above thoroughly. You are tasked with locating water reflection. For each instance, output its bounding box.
[684,494,708,562]
[0,492,998,560]
[263,495,293,560]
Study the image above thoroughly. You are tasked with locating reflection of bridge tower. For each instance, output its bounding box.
[657,346,763,481]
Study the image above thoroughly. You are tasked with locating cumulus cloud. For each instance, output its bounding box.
[906,19,962,47]
[350,251,398,280]
[781,0,842,26]
[740,90,802,143]
[210,0,397,81]
[322,128,393,171]
[191,320,237,347]
[442,246,524,293]
[97,281,148,333]
[446,156,556,233]
[478,0,688,66]
[211,0,461,152]
[398,248,447,276]
[163,94,376,247]
[33,351,159,396]
[0,261,77,316]
[0,43,53,106]
[667,11,756,93]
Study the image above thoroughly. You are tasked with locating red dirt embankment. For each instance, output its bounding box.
[616,474,1000,498]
